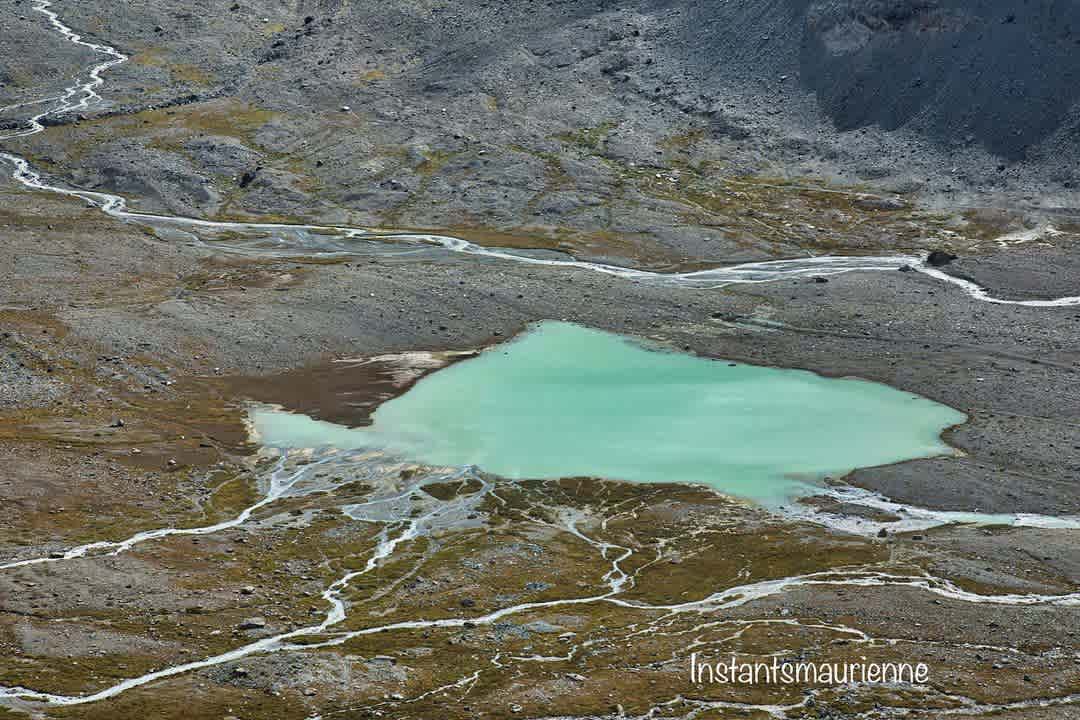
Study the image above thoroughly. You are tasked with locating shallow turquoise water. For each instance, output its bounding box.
[252,322,965,507]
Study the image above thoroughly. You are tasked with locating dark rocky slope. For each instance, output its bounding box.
[4,0,1080,241]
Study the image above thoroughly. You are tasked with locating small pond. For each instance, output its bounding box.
[251,321,964,507]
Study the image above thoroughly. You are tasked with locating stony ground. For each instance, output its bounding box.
[1,1,1080,719]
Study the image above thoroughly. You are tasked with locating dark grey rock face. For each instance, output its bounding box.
[798,0,1080,162]
[680,0,1080,165]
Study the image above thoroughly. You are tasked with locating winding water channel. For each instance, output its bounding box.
[3,6,1080,301]
[2,2,1080,716]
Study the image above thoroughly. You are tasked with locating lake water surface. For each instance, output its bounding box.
[252,322,965,507]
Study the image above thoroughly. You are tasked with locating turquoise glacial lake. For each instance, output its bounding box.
[252,321,965,507]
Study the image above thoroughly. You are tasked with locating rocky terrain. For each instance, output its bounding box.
[9,0,1080,255]
[1,1,1079,719]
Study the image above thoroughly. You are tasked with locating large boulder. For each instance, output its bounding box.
[927,250,957,267]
